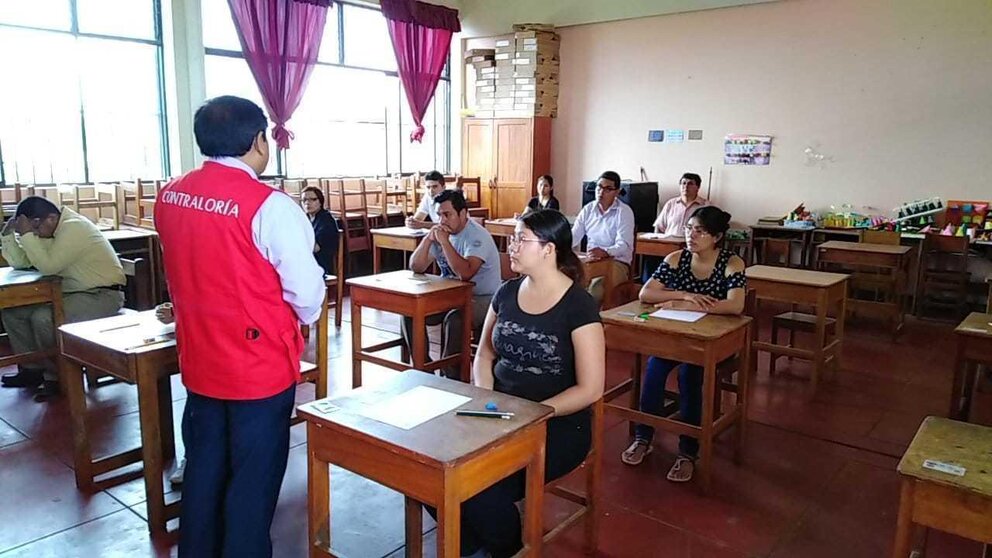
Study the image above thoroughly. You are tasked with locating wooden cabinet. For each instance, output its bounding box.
[461,117,551,218]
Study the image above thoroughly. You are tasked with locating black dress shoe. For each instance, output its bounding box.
[1,368,44,388]
[33,380,60,402]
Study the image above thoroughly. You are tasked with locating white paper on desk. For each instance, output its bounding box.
[356,386,470,430]
[401,227,429,236]
[649,308,706,322]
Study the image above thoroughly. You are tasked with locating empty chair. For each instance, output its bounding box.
[917,234,970,320]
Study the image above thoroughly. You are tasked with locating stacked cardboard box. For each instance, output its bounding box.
[473,24,559,118]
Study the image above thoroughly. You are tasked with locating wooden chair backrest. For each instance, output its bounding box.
[120,257,154,311]
[863,230,901,245]
[755,237,794,268]
[921,234,970,273]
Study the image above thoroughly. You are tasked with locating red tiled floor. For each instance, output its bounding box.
[0,304,985,557]
[0,441,126,552]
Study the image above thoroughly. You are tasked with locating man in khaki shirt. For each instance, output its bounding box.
[1,197,125,401]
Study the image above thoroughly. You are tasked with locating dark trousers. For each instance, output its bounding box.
[178,384,296,558]
[641,256,664,284]
[635,357,703,458]
[427,416,591,558]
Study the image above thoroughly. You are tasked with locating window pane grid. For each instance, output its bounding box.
[0,2,168,185]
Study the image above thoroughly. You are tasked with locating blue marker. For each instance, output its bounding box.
[485,401,498,411]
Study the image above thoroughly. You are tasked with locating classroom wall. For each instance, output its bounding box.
[457,0,777,37]
[532,0,992,224]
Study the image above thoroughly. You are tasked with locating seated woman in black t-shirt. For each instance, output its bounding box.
[463,209,605,558]
[522,174,560,215]
[620,206,746,483]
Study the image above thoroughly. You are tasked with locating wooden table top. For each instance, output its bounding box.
[601,300,751,341]
[954,312,992,339]
[576,252,613,265]
[749,224,813,233]
[102,228,158,241]
[0,267,48,288]
[59,310,175,355]
[898,416,992,496]
[817,240,912,255]
[370,226,429,239]
[745,265,848,287]
[636,233,685,244]
[485,218,518,226]
[297,372,552,465]
[346,271,473,296]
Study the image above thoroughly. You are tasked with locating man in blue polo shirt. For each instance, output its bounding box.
[404,189,500,379]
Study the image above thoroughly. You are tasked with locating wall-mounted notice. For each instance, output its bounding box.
[648,130,664,142]
[688,129,703,141]
[665,129,684,143]
[724,134,772,165]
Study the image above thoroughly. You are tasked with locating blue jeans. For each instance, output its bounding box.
[178,384,296,558]
[635,357,703,458]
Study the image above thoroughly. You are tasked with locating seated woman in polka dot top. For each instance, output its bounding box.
[621,206,746,483]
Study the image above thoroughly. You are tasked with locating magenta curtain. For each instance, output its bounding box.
[227,0,331,150]
[380,0,460,143]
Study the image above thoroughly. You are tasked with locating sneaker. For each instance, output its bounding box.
[170,459,187,485]
[621,439,652,466]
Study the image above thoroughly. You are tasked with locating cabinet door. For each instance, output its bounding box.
[462,118,494,210]
[492,119,534,218]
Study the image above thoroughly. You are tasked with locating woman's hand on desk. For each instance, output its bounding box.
[655,296,715,312]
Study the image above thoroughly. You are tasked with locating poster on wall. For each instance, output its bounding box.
[724,134,772,165]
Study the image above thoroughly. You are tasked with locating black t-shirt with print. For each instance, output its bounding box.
[490,277,601,430]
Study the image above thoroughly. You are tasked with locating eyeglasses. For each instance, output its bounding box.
[683,225,712,237]
[595,184,618,192]
[302,197,320,203]
[508,234,546,247]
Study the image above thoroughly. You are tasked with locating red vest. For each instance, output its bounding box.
[155,162,303,400]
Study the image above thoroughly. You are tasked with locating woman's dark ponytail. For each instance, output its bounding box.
[519,209,584,284]
[558,248,585,284]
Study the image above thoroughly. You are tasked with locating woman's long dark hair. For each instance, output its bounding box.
[519,209,584,284]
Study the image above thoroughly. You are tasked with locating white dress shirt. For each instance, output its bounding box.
[210,157,326,325]
[416,192,440,222]
[570,198,636,265]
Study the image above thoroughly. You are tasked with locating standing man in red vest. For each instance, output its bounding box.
[155,96,325,557]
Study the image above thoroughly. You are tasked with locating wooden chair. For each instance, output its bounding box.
[324,178,372,255]
[121,257,154,311]
[753,237,795,268]
[136,179,161,229]
[863,230,901,245]
[282,178,305,204]
[303,230,346,338]
[917,234,970,320]
[364,178,406,227]
[544,398,602,554]
[292,293,330,427]
[457,176,482,208]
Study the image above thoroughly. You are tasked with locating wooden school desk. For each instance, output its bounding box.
[816,240,913,339]
[634,233,685,278]
[299,372,552,558]
[0,268,64,369]
[950,313,992,421]
[484,217,517,250]
[893,417,992,558]
[745,265,848,392]
[58,311,179,533]
[371,226,428,273]
[347,271,474,387]
[601,301,752,492]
